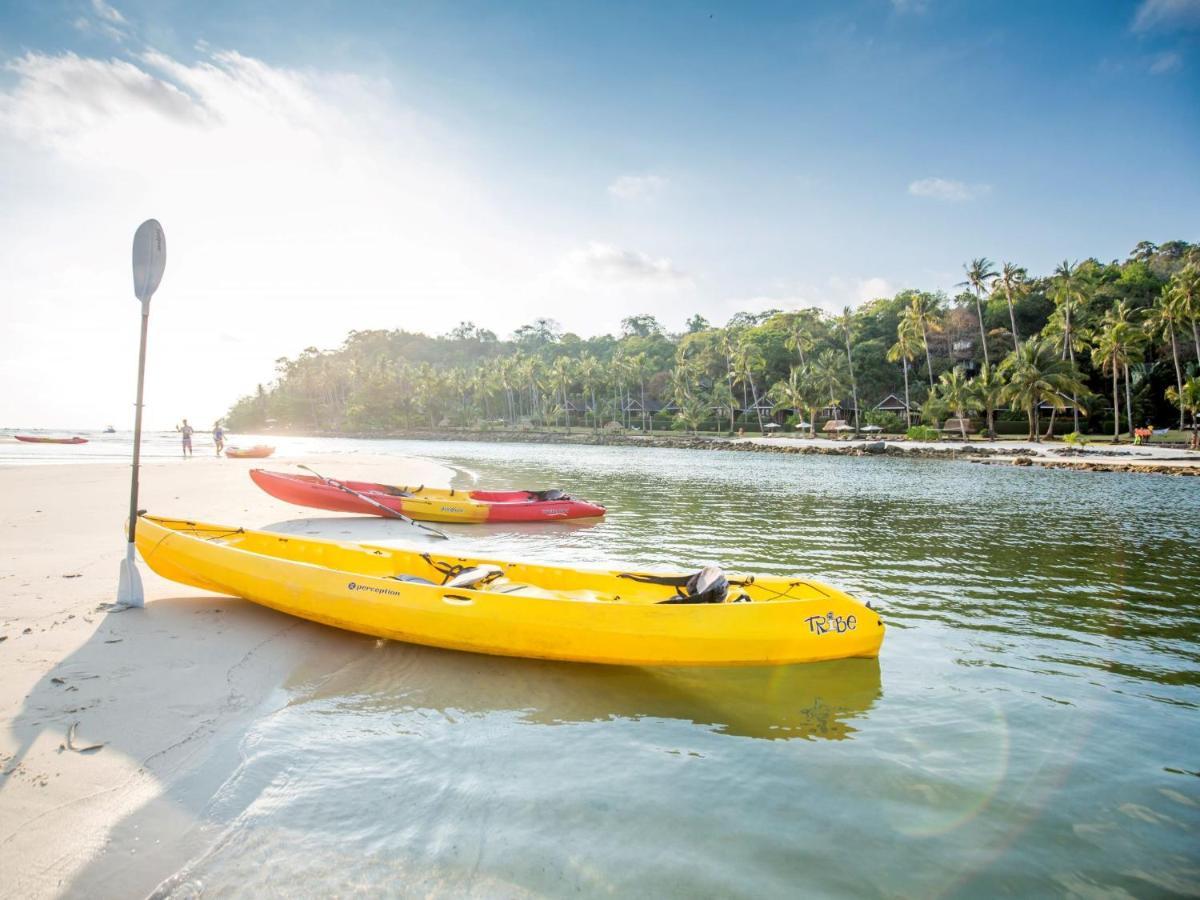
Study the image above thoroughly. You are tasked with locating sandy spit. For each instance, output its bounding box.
[0,452,450,898]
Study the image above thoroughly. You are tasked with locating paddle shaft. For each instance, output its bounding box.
[126,299,150,546]
[297,465,448,539]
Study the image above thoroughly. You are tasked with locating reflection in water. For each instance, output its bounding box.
[286,642,883,743]
[66,440,1200,898]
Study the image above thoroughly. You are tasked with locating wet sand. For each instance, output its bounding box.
[0,453,450,898]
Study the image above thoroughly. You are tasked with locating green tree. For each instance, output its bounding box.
[769,365,823,438]
[887,315,923,427]
[1048,260,1091,434]
[731,334,768,433]
[1000,338,1088,442]
[812,348,848,421]
[1165,376,1200,449]
[995,262,1027,352]
[1147,287,1188,429]
[837,306,861,432]
[936,366,981,440]
[904,292,943,388]
[785,309,820,367]
[961,257,998,367]
[972,362,1006,441]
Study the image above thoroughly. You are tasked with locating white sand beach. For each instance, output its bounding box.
[0,453,449,897]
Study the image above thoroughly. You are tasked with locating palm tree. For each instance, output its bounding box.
[1169,265,1200,362]
[1166,376,1200,449]
[610,351,631,428]
[785,310,819,366]
[812,349,848,426]
[675,393,709,434]
[1107,301,1149,438]
[887,317,923,427]
[577,354,602,430]
[710,377,738,434]
[905,293,942,388]
[731,335,767,433]
[1091,315,1131,442]
[836,306,861,432]
[1049,260,1089,434]
[960,257,998,367]
[1147,287,1188,430]
[971,362,1006,441]
[999,338,1088,442]
[936,366,981,440]
[769,366,822,438]
[995,263,1027,352]
[627,353,651,432]
[495,356,516,425]
[550,356,574,430]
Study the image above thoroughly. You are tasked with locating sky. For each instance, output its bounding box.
[1,0,1197,428]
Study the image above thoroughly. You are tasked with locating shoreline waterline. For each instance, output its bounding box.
[220,426,1200,476]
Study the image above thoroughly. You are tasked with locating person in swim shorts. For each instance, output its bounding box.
[178,419,194,457]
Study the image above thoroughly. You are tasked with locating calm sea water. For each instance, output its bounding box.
[80,439,1200,896]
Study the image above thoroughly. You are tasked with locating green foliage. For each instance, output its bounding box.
[225,242,1200,436]
[1062,431,1088,446]
[863,410,903,432]
[907,425,939,441]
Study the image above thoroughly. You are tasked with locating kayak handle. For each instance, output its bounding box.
[441,594,474,606]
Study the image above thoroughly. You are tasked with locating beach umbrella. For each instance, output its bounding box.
[117,219,166,608]
[764,422,781,430]
[834,423,854,432]
[861,425,883,433]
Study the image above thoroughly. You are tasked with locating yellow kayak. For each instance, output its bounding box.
[134,515,885,667]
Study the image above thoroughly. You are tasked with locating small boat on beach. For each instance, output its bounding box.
[15,435,88,444]
[249,468,606,523]
[224,445,275,459]
[134,515,884,666]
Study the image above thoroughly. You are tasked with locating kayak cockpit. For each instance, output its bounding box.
[148,517,848,609]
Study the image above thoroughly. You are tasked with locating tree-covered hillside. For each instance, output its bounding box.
[226,241,1200,439]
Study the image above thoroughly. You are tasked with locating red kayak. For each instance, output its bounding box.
[249,468,606,524]
[15,435,88,444]
[225,445,275,459]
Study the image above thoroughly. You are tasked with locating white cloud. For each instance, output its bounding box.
[71,0,130,42]
[907,177,991,202]
[607,173,667,201]
[562,242,687,284]
[1132,0,1200,32]
[91,0,127,25]
[1148,50,1183,73]
[718,275,894,321]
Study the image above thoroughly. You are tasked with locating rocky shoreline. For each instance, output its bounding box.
[272,428,1199,476]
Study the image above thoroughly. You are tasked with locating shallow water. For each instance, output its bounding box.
[91,440,1200,896]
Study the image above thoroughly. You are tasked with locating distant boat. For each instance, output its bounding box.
[15,435,88,444]
[103,426,116,433]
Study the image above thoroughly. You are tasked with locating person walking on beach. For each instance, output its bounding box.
[212,421,226,457]
[177,419,194,457]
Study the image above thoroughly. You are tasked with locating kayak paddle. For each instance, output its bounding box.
[297,465,449,540]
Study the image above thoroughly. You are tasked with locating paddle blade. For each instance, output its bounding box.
[132,219,166,302]
[117,543,144,607]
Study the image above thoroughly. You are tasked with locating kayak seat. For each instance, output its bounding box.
[444,565,505,589]
[490,582,612,603]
